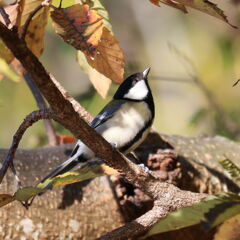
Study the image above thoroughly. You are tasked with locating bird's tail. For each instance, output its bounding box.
[39,152,86,184]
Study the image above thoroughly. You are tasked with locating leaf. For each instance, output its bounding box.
[0,194,16,207]
[24,5,50,57]
[15,187,45,202]
[219,159,240,181]
[38,161,118,190]
[86,27,125,84]
[202,193,240,229]
[76,0,112,30]
[78,51,111,98]
[51,4,104,57]
[148,0,236,27]
[144,193,240,238]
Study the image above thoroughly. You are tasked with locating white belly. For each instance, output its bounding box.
[95,101,152,152]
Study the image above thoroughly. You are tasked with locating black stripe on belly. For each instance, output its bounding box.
[119,119,153,153]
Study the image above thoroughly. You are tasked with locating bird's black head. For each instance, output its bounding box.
[113,68,152,101]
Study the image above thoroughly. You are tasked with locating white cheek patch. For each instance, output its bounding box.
[123,80,148,100]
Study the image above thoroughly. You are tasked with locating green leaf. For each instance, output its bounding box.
[15,187,44,202]
[144,193,240,238]
[203,193,240,229]
[219,159,240,181]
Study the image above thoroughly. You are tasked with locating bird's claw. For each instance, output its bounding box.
[138,163,149,172]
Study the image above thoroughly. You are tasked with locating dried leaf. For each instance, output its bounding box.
[0,194,15,207]
[24,6,49,57]
[51,4,103,57]
[86,27,125,84]
[78,51,111,98]
[148,0,236,27]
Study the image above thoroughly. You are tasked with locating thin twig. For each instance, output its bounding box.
[0,109,55,184]
[20,0,50,40]
[24,72,58,145]
[0,7,12,28]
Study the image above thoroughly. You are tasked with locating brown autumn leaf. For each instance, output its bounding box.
[77,51,111,98]
[150,0,187,12]
[51,4,104,57]
[86,27,125,84]
[149,0,236,27]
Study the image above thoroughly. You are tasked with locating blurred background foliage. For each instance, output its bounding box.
[0,0,240,148]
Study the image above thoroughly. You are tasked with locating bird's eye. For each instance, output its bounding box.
[132,79,137,86]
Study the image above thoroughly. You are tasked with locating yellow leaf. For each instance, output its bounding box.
[24,6,50,57]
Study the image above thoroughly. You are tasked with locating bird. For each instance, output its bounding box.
[40,68,155,183]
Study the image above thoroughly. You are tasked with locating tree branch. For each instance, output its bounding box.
[0,109,55,183]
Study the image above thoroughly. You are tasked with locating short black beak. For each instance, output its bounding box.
[142,67,150,79]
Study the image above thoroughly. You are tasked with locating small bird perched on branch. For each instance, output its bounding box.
[40,68,155,182]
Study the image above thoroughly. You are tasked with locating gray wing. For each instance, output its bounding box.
[90,100,126,129]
